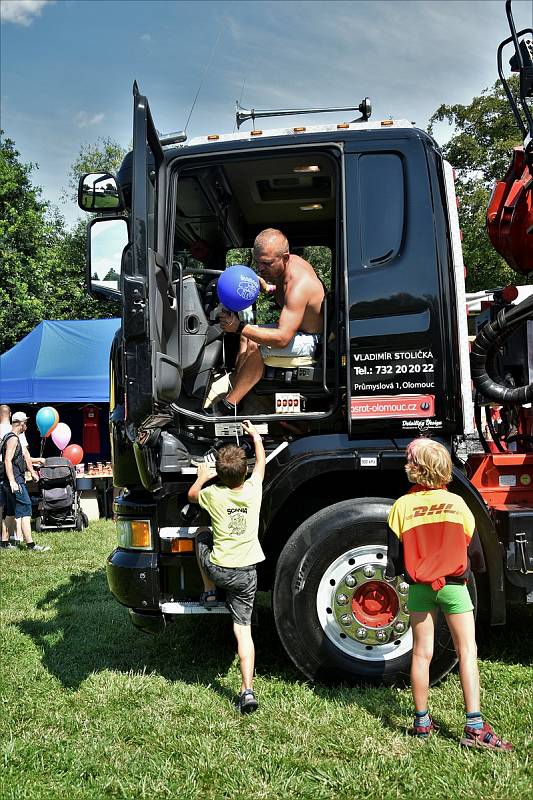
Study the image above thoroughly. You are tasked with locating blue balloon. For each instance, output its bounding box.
[36,406,58,437]
[217,265,260,312]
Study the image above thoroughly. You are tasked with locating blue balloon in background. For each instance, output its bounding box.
[216,265,260,312]
[36,406,58,437]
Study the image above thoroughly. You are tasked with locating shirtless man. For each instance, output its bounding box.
[212,229,324,415]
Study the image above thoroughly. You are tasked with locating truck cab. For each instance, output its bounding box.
[80,85,525,686]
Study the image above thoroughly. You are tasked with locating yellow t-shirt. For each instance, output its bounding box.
[198,473,265,568]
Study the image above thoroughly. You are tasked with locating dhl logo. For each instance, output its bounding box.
[407,503,460,519]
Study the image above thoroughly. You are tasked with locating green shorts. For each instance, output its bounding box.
[408,583,473,615]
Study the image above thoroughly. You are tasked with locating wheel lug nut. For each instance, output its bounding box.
[398,581,409,594]
[345,575,356,588]
[402,603,409,613]
[340,614,352,626]
[394,621,406,633]
[363,565,375,578]
[356,627,367,639]
[376,630,388,642]
[336,593,349,605]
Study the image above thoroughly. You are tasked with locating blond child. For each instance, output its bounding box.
[387,438,512,750]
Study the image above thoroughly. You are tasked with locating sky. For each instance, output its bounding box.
[1,0,532,227]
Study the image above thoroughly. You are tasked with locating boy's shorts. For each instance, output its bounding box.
[408,583,473,615]
[196,530,257,626]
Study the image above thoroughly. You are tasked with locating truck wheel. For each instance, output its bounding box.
[273,498,476,686]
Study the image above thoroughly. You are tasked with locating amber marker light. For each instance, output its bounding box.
[207,134,220,141]
[381,120,394,126]
[300,203,323,211]
[293,127,307,133]
[250,129,263,136]
[131,520,151,548]
[337,123,349,129]
[171,539,195,553]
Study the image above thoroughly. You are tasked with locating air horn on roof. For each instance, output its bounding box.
[235,98,372,129]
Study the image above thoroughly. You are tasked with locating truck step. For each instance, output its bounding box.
[160,601,230,615]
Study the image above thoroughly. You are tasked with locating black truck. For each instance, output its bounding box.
[79,5,532,685]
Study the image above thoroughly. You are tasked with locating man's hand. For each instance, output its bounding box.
[242,420,259,439]
[219,310,240,334]
[196,463,217,484]
[258,276,276,294]
[9,480,19,494]
[31,470,39,482]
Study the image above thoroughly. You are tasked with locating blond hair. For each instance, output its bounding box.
[405,438,452,488]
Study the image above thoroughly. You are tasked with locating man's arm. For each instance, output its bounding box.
[242,420,265,481]
[4,438,19,493]
[22,448,39,482]
[220,281,309,347]
[188,463,217,504]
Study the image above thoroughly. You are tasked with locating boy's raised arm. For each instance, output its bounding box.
[188,463,217,504]
[242,420,265,481]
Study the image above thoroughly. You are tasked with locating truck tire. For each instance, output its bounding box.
[273,498,476,686]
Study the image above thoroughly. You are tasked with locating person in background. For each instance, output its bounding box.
[2,412,49,552]
[1,407,45,547]
[386,438,511,750]
[187,421,265,713]
[0,404,14,546]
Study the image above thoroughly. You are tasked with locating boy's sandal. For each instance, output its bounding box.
[199,589,218,604]
[236,689,258,714]
[411,715,439,738]
[460,722,512,751]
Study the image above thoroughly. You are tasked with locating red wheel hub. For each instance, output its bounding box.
[351,581,399,628]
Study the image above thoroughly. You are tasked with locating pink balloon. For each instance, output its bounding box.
[63,444,84,466]
[51,422,71,451]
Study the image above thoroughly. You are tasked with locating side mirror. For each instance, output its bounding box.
[87,217,128,300]
[78,172,125,212]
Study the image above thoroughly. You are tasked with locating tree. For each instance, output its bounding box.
[428,76,528,292]
[63,137,126,204]
[0,133,119,354]
[0,133,62,352]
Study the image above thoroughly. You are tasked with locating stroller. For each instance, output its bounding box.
[36,457,88,532]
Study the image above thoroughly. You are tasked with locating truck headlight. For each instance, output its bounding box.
[116,519,153,550]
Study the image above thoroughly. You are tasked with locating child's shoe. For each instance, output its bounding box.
[236,689,258,714]
[460,722,512,751]
[411,714,439,738]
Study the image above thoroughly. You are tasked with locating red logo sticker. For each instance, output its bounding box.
[351,395,435,419]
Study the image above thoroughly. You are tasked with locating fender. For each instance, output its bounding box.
[449,468,506,625]
[261,436,506,625]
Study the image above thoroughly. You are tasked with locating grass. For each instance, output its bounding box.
[1,521,532,800]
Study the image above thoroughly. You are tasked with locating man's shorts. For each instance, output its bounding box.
[196,530,257,626]
[408,583,474,615]
[258,324,320,360]
[8,482,32,520]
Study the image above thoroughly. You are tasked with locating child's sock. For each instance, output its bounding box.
[26,541,36,549]
[465,711,483,729]
[414,710,430,727]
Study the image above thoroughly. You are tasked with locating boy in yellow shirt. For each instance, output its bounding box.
[188,421,265,713]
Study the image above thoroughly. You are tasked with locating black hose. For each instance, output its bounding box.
[471,294,533,404]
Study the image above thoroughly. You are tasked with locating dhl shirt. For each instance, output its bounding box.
[387,486,477,591]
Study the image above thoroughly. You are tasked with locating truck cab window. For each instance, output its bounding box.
[359,153,404,268]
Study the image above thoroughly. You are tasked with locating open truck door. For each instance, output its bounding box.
[124,82,182,433]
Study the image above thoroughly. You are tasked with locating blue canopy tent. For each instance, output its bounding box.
[0,319,121,403]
